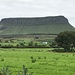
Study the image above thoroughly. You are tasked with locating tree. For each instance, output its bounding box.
[34,42,38,47]
[55,31,75,52]
[28,41,34,46]
[19,43,25,47]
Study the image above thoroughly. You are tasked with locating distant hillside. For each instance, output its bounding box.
[0,16,75,36]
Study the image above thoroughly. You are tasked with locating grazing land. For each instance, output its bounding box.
[0,36,55,48]
[0,48,75,75]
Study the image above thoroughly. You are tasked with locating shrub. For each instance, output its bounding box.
[44,57,46,59]
[19,43,25,47]
[38,57,41,59]
[30,56,33,59]
[0,44,1,46]
[50,42,58,48]
[31,59,36,63]
[0,72,2,75]
[52,48,64,52]
[52,48,75,52]
[28,41,34,46]
[34,43,38,47]
[1,58,4,61]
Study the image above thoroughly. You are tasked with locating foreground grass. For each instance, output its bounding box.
[0,48,75,75]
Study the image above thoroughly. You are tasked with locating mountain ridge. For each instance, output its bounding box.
[0,16,69,26]
[0,16,74,36]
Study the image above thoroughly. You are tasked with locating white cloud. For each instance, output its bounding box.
[0,0,75,27]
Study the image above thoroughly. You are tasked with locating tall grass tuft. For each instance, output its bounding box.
[1,66,12,75]
[18,65,33,75]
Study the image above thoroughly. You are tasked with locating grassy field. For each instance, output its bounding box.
[0,48,75,75]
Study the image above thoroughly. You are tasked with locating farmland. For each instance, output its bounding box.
[0,36,55,48]
[0,48,75,75]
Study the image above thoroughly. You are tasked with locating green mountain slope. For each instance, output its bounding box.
[0,16,75,35]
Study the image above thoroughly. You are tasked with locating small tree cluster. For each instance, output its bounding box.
[55,31,75,52]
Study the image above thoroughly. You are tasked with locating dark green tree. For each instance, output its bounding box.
[34,43,38,47]
[19,43,25,47]
[28,41,34,46]
[55,31,75,52]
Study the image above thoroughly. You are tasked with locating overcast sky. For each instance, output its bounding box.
[0,0,75,27]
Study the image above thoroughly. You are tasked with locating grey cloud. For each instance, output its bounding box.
[0,0,75,27]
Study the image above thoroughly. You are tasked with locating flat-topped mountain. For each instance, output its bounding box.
[0,16,75,36]
[1,16,69,26]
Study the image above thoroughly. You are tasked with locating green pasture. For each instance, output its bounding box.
[0,48,75,75]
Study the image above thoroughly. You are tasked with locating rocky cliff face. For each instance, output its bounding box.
[0,16,69,26]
